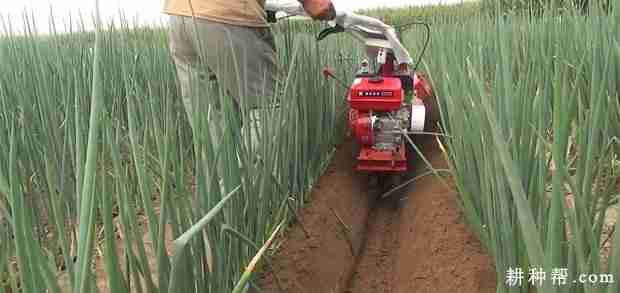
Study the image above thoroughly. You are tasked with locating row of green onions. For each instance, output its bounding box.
[421,3,620,292]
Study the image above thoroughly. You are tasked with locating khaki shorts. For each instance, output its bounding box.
[167,15,279,124]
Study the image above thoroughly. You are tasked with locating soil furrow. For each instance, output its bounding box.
[344,196,401,293]
[257,136,496,293]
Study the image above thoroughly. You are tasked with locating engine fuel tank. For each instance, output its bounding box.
[348,76,403,111]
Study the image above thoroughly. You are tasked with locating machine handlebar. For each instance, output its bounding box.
[264,0,414,65]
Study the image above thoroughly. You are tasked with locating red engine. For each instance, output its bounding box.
[348,76,406,172]
[348,70,432,173]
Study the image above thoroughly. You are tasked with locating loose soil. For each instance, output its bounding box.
[258,135,497,293]
[257,139,375,293]
[394,137,496,293]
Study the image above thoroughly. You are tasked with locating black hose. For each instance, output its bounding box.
[394,21,431,73]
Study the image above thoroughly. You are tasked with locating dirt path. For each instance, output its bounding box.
[345,196,401,293]
[394,138,497,293]
[257,139,374,293]
[258,136,496,293]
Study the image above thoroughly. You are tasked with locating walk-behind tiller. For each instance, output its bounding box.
[266,2,436,192]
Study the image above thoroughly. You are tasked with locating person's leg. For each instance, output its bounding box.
[168,15,280,174]
[168,15,231,195]
[183,18,279,110]
[169,15,233,152]
[168,15,195,125]
[179,17,280,157]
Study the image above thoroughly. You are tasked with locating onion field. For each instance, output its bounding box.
[0,1,619,293]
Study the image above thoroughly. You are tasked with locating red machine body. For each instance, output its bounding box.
[312,17,435,175]
[348,76,407,172]
[347,54,434,173]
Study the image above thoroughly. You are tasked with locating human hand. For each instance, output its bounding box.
[300,0,336,20]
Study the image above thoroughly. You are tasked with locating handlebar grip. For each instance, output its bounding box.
[266,10,277,23]
[316,25,345,41]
